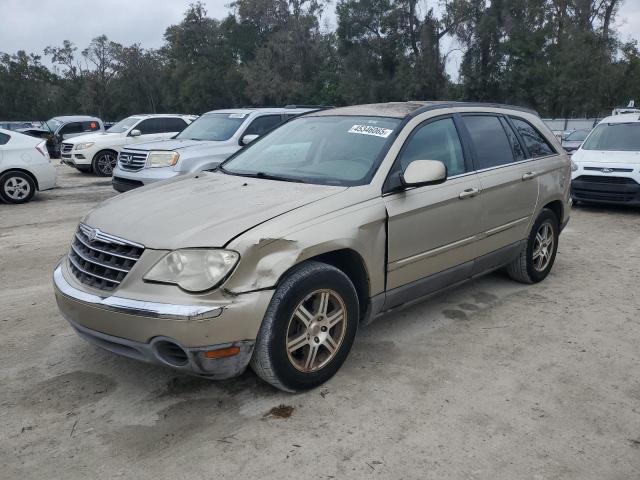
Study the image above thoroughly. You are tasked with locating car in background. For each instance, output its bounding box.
[0,128,56,204]
[561,129,590,154]
[54,101,570,391]
[60,114,196,176]
[0,121,35,131]
[111,106,319,192]
[571,113,640,206]
[19,116,104,158]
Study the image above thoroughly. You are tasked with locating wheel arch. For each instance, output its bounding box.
[0,168,39,190]
[541,199,563,224]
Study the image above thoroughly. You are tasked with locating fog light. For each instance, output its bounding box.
[202,346,240,359]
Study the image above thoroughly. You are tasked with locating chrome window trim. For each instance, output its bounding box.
[54,263,223,321]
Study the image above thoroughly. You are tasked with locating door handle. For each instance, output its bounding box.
[522,171,537,181]
[459,188,480,199]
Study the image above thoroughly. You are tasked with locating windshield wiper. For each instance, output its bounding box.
[216,167,305,183]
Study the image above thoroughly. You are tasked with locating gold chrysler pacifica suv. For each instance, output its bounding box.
[53,102,571,392]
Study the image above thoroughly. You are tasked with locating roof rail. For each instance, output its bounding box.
[284,104,334,110]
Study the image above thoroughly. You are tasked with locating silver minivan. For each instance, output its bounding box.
[54,102,571,392]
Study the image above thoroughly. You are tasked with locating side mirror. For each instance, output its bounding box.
[240,134,259,146]
[129,129,141,137]
[401,160,447,188]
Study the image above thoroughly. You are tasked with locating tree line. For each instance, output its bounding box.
[1,0,636,121]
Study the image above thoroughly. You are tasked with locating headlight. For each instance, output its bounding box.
[74,142,95,150]
[146,151,180,168]
[570,160,578,172]
[143,249,239,292]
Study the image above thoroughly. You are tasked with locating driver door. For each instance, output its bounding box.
[382,116,482,308]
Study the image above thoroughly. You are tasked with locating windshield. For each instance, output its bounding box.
[175,113,246,141]
[221,116,400,186]
[565,130,589,141]
[582,123,640,151]
[107,116,141,133]
[45,119,63,132]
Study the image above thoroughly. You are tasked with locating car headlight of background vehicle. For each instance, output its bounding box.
[146,151,180,168]
[74,142,95,150]
[143,249,239,292]
[571,160,578,171]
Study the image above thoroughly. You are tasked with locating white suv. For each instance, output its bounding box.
[111,107,318,192]
[60,114,196,176]
[571,113,640,206]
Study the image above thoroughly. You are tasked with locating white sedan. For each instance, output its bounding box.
[0,128,56,204]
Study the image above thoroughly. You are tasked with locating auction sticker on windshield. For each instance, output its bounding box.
[348,125,393,138]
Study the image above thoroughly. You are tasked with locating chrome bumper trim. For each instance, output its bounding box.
[53,263,223,321]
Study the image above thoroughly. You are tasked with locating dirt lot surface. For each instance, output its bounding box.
[1,162,639,479]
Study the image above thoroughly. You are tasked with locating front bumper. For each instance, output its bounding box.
[112,165,181,192]
[53,262,273,378]
[61,151,92,166]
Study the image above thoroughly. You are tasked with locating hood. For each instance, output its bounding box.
[123,138,222,153]
[572,148,640,164]
[83,172,347,249]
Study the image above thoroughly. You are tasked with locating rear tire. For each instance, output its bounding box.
[92,150,117,176]
[250,261,359,392]
[0,171,36,204]
[506,208,559,284]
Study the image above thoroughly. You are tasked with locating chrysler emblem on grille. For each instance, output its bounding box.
[87,228,98,242]
[601,168,613,173]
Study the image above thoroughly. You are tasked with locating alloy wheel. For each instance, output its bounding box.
[532,222,554,272]
[4,176,31,201]
[97,153,116,175]
[286,289,347,373]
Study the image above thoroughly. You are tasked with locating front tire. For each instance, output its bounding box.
[506,208,559,284]
[0,171,36,204]
[250,261,359,392]
[92,151,117,176]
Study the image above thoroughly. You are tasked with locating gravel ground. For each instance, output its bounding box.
[1,162,639,479]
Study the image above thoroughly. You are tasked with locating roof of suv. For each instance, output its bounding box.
[307,101,539,119]
[52,115,101,122]
[598,113,640,124]
[202,107,319,116]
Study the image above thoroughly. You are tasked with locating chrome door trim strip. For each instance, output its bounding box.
[481,216,529,238]
[388,235,477,271]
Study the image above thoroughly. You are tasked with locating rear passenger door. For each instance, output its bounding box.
[459,114,538,267]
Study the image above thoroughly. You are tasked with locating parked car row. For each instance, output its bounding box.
[0,128,56,203]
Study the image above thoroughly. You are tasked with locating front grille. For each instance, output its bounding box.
[583,167,634,173]
[118,151,148,171]
[68,223,144,291]
[61,143,73,154]
[574,175,637,185]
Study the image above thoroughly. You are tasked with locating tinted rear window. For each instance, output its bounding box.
[462,115,515,169]
[511,118,555,157]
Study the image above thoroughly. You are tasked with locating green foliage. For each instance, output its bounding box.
[0,0,637,120]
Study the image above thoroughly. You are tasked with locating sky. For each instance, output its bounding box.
[1,0,639,80]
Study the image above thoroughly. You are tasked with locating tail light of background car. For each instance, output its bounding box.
[36,141,50,161]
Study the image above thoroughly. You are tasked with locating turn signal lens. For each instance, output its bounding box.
[203,347,240,359]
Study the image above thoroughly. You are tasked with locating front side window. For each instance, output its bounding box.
[462,115,515,169]
[162,117,188,133]
[244,115,283,136]
[176,113,245,141]
[60,122,84,135]
[221,115,400,186]
[107,116,142,134]
[581,123,640,151]
[396,118,466,176]
[511,118,555,157]
[136,118,165,135]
